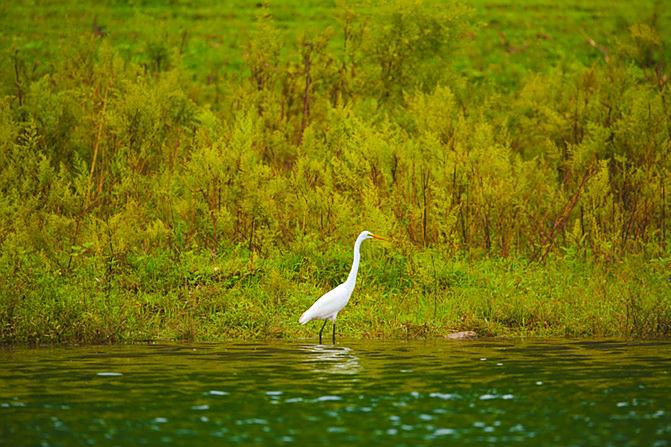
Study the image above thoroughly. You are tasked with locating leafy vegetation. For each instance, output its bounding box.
[1,0,670,344]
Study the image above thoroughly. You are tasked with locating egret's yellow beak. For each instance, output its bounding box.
[371,234,386,241]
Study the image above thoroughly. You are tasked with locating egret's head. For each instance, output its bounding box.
[362,230,386,241]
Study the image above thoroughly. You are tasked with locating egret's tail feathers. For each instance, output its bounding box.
[299,311,312,325]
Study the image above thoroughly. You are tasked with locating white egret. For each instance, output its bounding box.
[299,230,386,344]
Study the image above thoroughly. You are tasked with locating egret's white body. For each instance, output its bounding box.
[299,230,385,344]
[299,281,354,325]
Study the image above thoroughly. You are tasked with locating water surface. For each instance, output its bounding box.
[2,339,670,446]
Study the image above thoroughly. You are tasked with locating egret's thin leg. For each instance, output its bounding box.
[332,322,336,344]
[318,320,328,344]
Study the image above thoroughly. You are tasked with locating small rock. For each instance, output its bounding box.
[446,331,477,340]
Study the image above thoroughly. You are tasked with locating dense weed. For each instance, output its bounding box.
[0,1,669,343]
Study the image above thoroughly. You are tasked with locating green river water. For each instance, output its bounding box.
[2,339,670,446]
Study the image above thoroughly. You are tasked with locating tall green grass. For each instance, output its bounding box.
[2,245,668,343]
[0,0,669,344]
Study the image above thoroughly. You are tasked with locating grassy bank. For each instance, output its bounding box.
[1,0,670,344]
[2,243,670,344]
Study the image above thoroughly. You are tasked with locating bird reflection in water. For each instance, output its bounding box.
[300,344,361,375]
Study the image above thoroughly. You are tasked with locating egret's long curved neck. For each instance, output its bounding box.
[345,235,365,288]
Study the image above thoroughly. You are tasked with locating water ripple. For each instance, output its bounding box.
[1,340,670,445]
